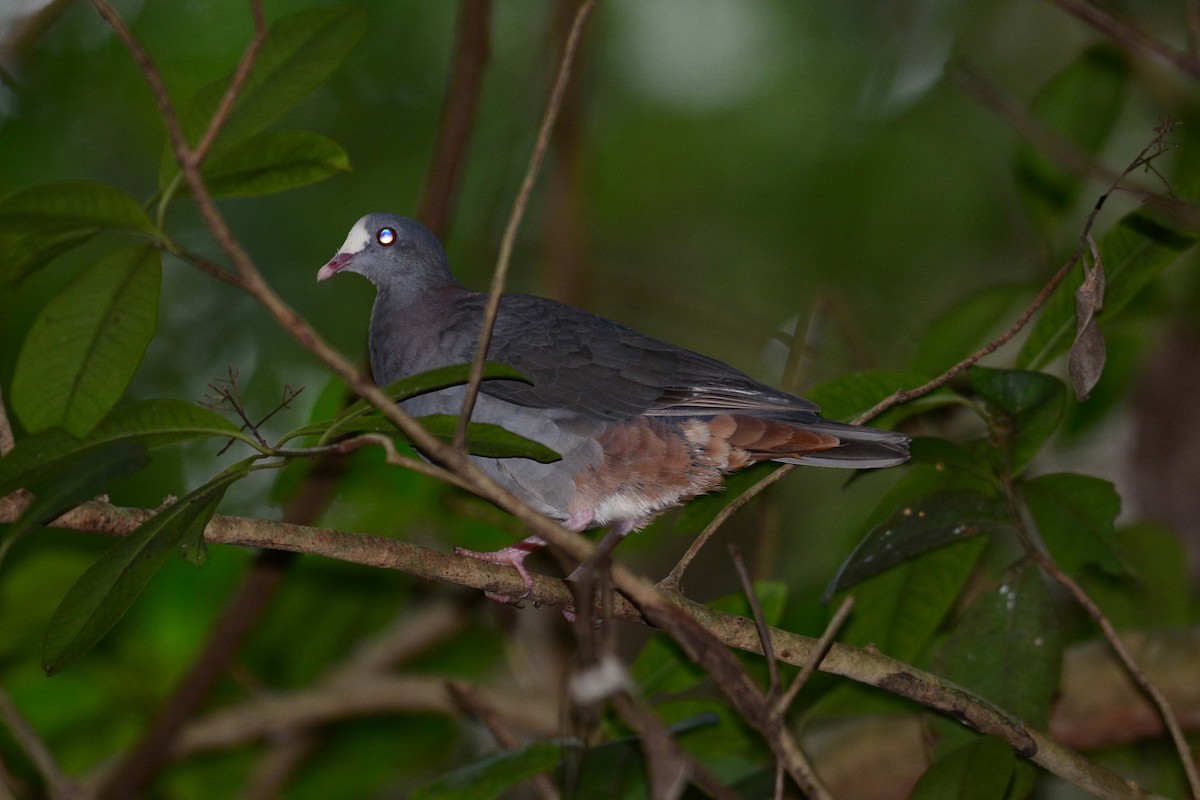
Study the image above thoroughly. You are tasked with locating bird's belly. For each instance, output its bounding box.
[400,389,603,520]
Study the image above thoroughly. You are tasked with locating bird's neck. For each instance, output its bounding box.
[368,283,473,385]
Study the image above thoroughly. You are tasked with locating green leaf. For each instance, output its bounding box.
[1015,44,1127,227]
[827,489,1014,594]
[194,130,351,197]
[162,5,366,186]
[1023,472,1124,577]
[409,741,562,800]
[0,441,149,570]
[934,561,1061,755]
[419,416,560,462]
[0,180,156,236]
[11,246,162,437]
[1079,522,1192,629]
[633,583,787,697]
[804,369,960,428]
[1018,212,1196,370]
[911,284,1030,376]
[289,415,559,462]
[0,400,244,497]
[835,537,986,664]
[708,581,788,627]
[822,437,1004,604]
[564,714,728,800]
[176,491,220,568]
[968,367,1065,471]
[281,363,531,444]
[0,228,97,290]
[42,471,242,674]
[910,738,1015,800]
[811,537,987,720]
[1097,212,1197,319]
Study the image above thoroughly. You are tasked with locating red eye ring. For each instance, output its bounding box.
[377,227,396,246]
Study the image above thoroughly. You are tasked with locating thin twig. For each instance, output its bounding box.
[0,384,14,457]
[94,550,294,800]
[659,465,792,592]
[0,686,79,799]
[88,0,484,498]
[80,3,1173,796]
[416,0,492,238]
[781,295,829,394]
[729,544,798,800]
[452,0,597,449]
[331,604,468,682]
[729,544,781,703]
[251,384,303,431]
[169,675,559,757]
[610,693,741,800]
[167,246,247,288]
[648,133,1184,584]
[1029,550,1200,800]
[854,122,1177,426]
[777,596,855,715]
[85,2,838,796]
[950,61,1200,230]
[0,760,19,800]
[0,493,1167,799]
[243,731,315,800]
[448,682,562,800]
[1048,0,1200,81]
[1190,0,1200,61]
[188,0,267,165]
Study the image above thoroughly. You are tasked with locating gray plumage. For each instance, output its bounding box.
[318,213,908,575]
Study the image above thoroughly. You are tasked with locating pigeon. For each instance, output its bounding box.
[318,213,909,596]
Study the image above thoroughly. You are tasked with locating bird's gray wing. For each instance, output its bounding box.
[455,294,821,422]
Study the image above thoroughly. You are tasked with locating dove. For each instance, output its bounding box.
[318,213,908,596]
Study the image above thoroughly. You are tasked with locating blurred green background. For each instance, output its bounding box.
[1,0,1198,796]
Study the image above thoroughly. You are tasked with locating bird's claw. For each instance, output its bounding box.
[454,544,536,605]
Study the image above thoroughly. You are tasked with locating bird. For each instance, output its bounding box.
[317,213,909,598]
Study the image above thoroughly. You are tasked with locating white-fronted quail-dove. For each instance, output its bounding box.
[318,213,909,597]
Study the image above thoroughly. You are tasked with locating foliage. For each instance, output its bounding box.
[1,2,1198,799]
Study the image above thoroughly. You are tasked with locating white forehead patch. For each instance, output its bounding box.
[336,217,372,256]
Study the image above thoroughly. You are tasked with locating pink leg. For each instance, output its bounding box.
[454,535,547,603]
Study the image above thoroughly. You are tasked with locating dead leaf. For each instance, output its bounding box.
[1068,249,1107,401]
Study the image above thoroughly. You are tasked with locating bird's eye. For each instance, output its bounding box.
[376,227,397,246]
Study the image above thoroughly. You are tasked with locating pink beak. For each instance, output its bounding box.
[317,252,354,282]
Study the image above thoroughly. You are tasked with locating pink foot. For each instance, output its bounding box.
[454,535,546,604]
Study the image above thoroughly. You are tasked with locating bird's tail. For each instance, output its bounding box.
[776,419,910,469]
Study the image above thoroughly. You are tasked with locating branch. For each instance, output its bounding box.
[609,692,741,800]
[854,122,1176,425]
[453,0,596,448]
[950,61,1200,231]
[0,383,14,457]
[2,495,1163,799]
[172,675,557,757]
[189,0,266,166]
[1048,0,1200,81]
[0,686,80,800]
[1031,550,1200,799]
[730,543,830,800]
[77,4,1174,797]
[778,596,854,716]
[415,0,492,238]
[448,682,561,800]
[659,464,791,592]
[93,550,293,800]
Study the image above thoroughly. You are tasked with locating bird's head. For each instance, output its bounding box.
[317,213,453,292]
